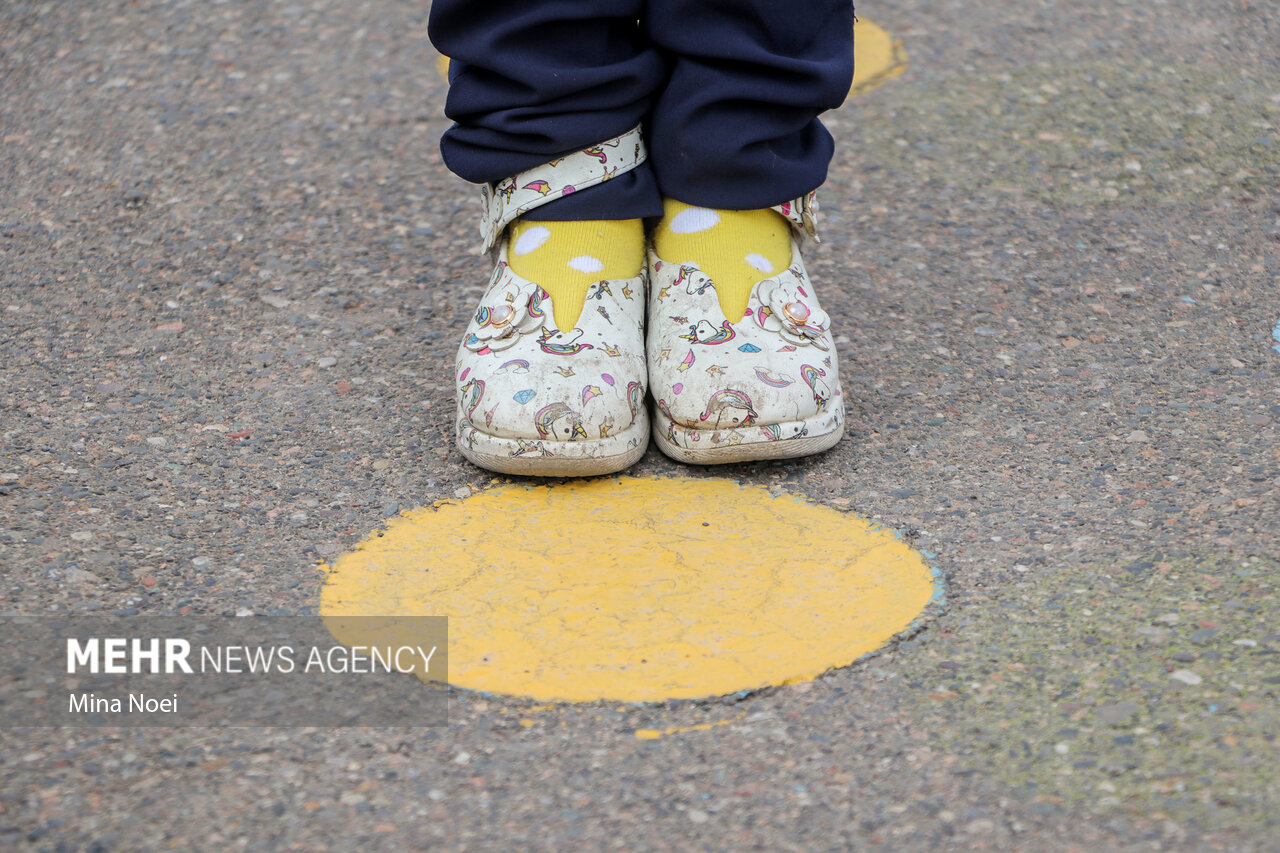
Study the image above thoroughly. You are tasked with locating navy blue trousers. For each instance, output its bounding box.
[428,0,855,221]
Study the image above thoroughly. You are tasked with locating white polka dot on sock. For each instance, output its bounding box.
[567,255,604,273]
[745,253,775,274]
[668,207,721,235]
[513,225,552,256]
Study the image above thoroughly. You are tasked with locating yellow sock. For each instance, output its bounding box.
[651,199,793,323]
[507,218,644,331]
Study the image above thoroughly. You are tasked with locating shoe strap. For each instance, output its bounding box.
[479,125,647,254]
[771,190,820,243]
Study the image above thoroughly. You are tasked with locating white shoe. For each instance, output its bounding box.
[455,239,650,476]
[645,237,844,464]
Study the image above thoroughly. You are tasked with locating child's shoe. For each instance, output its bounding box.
[453,127,652,476]
[455,226,649,476]
[645,195,844,464]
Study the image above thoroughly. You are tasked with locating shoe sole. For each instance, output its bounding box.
[457,414,650,477]
[652,409,843,465]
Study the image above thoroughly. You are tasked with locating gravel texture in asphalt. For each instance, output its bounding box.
[2,0,1278,850]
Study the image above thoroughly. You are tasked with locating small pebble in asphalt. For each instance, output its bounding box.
[1190,628,1219,644]
[1096,701,1140,725]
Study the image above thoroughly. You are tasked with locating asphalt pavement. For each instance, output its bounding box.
[1,0,1278,850]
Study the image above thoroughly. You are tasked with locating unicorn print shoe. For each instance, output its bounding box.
[455,239,649,476]
[646,232,844,464]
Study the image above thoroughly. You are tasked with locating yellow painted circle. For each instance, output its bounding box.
[320,477,937,703]
[434,19,906,100]
[851,18,909,97]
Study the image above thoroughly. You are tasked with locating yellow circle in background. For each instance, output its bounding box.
[320,477,938,704]
[851,18,909,97]
[434,18,907,100]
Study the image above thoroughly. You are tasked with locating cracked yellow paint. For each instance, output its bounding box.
[320,477,935,703]
[433,18,906,99]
